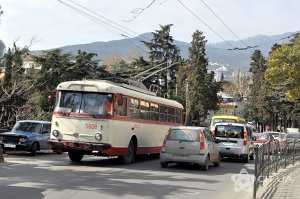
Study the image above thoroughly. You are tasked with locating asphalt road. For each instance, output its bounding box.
[0,152,254,199]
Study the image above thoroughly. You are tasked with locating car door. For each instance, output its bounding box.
[40,123,51,150]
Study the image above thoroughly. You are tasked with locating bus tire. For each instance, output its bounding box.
[68,150,84,162]
[119,139,136,164]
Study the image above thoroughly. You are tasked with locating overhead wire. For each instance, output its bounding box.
[57,0,148,54]
[124,0,157,22]
[199,0,247,46]
[67,0,148,40]
[176,0,235,48]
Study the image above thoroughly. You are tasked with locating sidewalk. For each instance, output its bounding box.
[261,163,300,199]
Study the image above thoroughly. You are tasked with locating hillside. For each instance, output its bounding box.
[51,31,295,72]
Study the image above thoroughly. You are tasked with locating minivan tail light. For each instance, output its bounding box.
[199,131,206,150]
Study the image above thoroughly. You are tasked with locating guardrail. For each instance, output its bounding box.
[253,138,300,198]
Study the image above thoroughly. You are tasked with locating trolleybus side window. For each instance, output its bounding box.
[150,103,159,121]
[129,98,140,119]
[175,109,182,124]
[168,107,176,123]
[140,100,150,120]
[159,105,168,122]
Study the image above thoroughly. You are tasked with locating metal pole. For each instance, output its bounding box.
[0,145,4,163]
[267,141,271,178]
[253,146,259,199]
[284,144,287,169]
[185,80,189,125]
[293,139,296,165]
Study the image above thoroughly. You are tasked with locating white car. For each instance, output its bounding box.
[160,126,220,171]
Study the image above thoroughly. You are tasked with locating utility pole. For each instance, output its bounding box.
[185,80,189,125]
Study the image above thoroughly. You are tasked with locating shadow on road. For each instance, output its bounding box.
[1,154,217,199]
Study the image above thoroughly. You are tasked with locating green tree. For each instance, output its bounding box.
[183,30,219,125]
[143,24,181,98]
[0,44,34,128]
[34,49,110,112]
[246,50,271,130]
[266,37,300,102]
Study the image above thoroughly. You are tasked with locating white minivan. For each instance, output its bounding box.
[214,122,252,163]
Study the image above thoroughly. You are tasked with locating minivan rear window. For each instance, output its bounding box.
[215,125,244,139]
[168,129,199,141]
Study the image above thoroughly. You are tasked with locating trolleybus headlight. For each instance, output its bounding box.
[95,133,102,141]
[52,130,60,137]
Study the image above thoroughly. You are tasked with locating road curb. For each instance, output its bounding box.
[256,161,300,199]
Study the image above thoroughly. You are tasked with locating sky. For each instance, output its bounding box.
[0,0,299,50]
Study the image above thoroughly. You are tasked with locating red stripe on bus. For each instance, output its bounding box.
[136,146,161,155]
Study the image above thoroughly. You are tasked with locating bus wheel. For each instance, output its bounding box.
[68,150,84,163]
[119,139,136,164]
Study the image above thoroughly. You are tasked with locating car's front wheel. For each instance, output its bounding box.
[30,142,39,156]
[68,150,84,162]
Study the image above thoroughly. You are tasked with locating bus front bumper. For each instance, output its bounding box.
[49,139,111,154]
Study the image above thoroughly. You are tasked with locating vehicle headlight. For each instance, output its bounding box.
[95,133,102,141]
[19,137,27,143]
[52,130,60,137]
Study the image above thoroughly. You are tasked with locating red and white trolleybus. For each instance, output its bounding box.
[50,80,183,163]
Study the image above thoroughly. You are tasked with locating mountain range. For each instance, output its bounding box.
[1,31,295,73]
[57,31,295,73]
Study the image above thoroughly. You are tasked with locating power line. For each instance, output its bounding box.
[124,0,157,22]
[57,0,132,37]
[67,0,147,40]
[176,0,235,48]
[57,0,147,54]
[199,0,247,46]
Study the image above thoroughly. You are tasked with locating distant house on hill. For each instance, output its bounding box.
[0,54,42,79]
[22,55,41,74]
